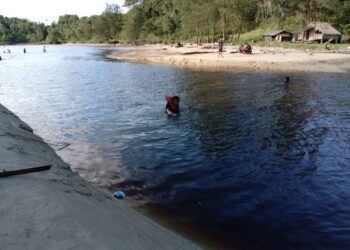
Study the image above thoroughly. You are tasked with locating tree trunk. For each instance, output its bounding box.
[307,0,312,23]
[199,21,204,44]
[230,26,235,44]
[207,19,210,43]
[213,22,216,43]
[280,16,285,30]
[237,19,243,43]
[223,13,227,40]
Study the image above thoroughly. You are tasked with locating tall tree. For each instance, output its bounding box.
[122,6,144,42]
[95,4,123,42]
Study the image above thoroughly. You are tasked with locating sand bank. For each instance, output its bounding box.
[108,44,350,73]
[0,104,200,250]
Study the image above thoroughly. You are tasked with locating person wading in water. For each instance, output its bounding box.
[165,96,180,116]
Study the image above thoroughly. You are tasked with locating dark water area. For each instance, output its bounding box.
[1,45,350,250]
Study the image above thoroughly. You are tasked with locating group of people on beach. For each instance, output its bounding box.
[239,43,252,54]
[217,37,253,57]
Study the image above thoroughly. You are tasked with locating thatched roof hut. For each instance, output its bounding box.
[263,30,293,42]
[297,22,341,43]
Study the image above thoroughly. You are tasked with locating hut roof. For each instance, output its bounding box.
[303,22,341,35]
[264,30,292,37]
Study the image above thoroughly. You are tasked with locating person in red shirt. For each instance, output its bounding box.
[165,96,180,116]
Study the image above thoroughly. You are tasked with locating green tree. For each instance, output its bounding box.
[122,6,144,43]
[46,24,64,44]
[0,15,48,44]
[56,15,80,42]
[94,4,123,42]
[2,0,350,45]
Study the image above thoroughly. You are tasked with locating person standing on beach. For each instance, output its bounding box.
[218,36,224,58]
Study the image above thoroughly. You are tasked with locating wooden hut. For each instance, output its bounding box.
[264,30,293,42]
[297,22,341,43]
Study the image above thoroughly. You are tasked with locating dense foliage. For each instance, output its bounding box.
[0,16,47,44]
[123,0,350,43]
[1,0,350,45]
[46,4,123,44]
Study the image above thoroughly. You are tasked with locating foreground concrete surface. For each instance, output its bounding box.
[0,104,201,250]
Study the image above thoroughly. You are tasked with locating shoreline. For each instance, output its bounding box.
[0,103,201,250]
[107,44,350,74]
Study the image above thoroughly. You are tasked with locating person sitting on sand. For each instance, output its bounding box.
[175,42,183,48]
[218,37,224,58]
[239,44,244,53]
[165,96,180,116]
[244,43,252,54]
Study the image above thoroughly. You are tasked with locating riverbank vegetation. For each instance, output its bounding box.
[0,16,47,44]
[1,0,350,45]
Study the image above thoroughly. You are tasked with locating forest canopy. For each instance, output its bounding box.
[1,0,350,44]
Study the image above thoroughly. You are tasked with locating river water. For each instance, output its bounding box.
[1,45,350,249]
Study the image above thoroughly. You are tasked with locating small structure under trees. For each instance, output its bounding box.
[263,30,293,42]
[297,22,342,43]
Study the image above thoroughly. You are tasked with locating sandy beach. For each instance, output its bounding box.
[0,103,201,250]
[107,44,350,73]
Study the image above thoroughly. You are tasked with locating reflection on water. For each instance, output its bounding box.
[1,45,350,249]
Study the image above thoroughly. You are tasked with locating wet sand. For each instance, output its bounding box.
[0,103,201,250]
[107,44,350,73]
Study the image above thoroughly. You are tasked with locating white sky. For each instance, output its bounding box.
[0,0,126,24]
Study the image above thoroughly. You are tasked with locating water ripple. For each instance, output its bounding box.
[1,45,350,249]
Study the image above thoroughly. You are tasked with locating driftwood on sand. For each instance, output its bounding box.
[182,51,217,55]
[0,165,51,178]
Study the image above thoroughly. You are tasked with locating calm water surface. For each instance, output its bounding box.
[1,45,350,249]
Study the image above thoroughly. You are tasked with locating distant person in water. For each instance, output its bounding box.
[218,36,224,58]
[285,76,290,84]
[165,96,180,116]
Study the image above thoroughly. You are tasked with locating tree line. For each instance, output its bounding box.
[0,16,47,44]
[1,0,350,45]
